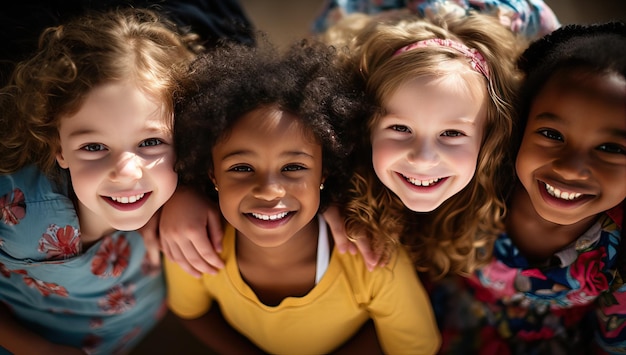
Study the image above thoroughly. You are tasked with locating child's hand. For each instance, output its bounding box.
[323,205,382,271]
[159,186,225,277]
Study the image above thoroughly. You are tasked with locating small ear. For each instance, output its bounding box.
[56,150,69,169]
[208,170,216,186]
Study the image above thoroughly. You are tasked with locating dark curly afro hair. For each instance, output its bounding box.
[174,37,371,210]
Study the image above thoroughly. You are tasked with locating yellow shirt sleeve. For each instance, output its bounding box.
[164,256,213,319]
[351,245,441,354]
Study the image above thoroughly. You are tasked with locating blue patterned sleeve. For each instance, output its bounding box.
[312,0,560,40]
[594,278,626,353]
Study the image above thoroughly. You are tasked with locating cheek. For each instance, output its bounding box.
[372,140,399,170]
[159,168,179,200]
[514,143,537,180]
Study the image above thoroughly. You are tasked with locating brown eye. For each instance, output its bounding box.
[230,165,253,172]
[283,164,305,172]
[538,129,563,141]
[598,143,626,155]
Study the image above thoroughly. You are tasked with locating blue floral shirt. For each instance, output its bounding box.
[0,165,165,354]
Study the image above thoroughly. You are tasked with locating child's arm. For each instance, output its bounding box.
[178,306,265,354]
[323,205,382,270]
[0,303,84,354]
[159,186,225,277]
[366,247,441,354]
[157,188,381,276]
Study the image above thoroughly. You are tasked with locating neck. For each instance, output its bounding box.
[507,184,598,262]
[236,218,319,268]
[76,200,115,247]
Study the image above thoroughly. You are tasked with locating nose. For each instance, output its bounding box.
[406,139,440,168]
[110,152,143,182]
[252,174,286,201]
[552,150,591,181]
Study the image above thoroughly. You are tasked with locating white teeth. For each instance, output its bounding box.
[110,193,145,204]
[406,176,442,187]
[251,212,288,221]
[545,183,582,200]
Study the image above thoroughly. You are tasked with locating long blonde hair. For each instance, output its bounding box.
[344,11,523,279]
[0,8,202,178]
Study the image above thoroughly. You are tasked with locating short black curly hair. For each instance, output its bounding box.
[515,21,626,145]
[174,38,370,210]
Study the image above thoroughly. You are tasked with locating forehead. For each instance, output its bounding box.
[386,61,486,103]
[542,70,626,108]
[60,81,170,131]
[222,107,318,144]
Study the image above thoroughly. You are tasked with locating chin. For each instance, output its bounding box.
[110,217,153,232]
[401,198,440,213]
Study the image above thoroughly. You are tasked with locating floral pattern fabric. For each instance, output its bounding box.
[0,165,165,355]
[311,0,560,40]
[430,208,625,354]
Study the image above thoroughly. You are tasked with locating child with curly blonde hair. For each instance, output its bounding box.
[0,8,201,354]
[339,10,521,279]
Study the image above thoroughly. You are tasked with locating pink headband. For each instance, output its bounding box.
[393,38,490,80]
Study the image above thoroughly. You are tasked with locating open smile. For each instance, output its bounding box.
[544,183,582,201]
[246,211,293,228]
[250,211,289,221]
[399,173,447,188]
[538,181,592,208]
[109,193,146,204]
[103,192,151,210]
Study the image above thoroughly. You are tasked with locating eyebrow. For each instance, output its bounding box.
[381,113,478,125]
[67,126,168,138]
[221,150,316,160]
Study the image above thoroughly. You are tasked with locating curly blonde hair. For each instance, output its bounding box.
[0,8,202,178]
[343,10,523,279]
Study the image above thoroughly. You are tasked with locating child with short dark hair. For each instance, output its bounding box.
[436,21,626,354]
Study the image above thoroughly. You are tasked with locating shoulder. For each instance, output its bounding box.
[0,166,77,257]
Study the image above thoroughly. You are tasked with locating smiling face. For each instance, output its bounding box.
[56,81,177,238]
[210,108,324,248]
[516,70,626,225]
[370,69,487,212]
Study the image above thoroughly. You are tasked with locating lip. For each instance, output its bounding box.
[102,191,151,211]
[537,181,592,209]
[396,172,447,191]
[245,211,294,229]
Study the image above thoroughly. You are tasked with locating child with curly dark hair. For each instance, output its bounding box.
[163,39,440,354]
[434,21,626,354]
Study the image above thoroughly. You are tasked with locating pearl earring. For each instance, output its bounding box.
[214,185,219,192]
[320,183,324,190]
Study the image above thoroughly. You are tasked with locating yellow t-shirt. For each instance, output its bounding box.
[165,220,440,354]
